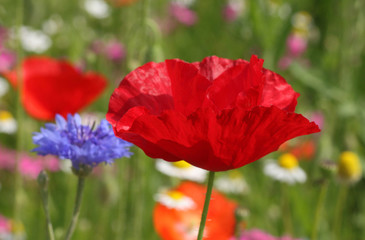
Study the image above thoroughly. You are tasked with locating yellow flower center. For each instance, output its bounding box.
[172,160,192,169]
[228,170,243,179]
[167,190,184,200]
[278,153,298,169]
[338,151,362,182]
[0,111,12,121]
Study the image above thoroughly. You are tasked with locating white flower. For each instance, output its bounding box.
[0,77,9,98]
[84,0,110,19]
[291,11,313,33]
[264,153,306,185]
[215,170,249,194]
[155,189,195,210]
[155,159,208,182]
[42,15,63,35]
[172,0,195,7]
[0,111,17,134]
[59,159,72,173]
[18,26,52,53]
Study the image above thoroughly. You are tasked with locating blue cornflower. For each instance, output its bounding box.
[32,113,133,170]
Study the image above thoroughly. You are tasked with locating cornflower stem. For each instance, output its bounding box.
[311,180,329,240]
[38,171,55,240]
[333,185,348,240]
[64,176,86,240]
[197,171,216,240]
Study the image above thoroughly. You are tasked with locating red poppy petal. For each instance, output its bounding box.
[261,69,300,111]
[165,59,211,116]
[205,55,264,111]
[21,57,107,120]
[1,69,17,87]
[192,56,247,81]
[107,61,173,127]
[207,106,320,169]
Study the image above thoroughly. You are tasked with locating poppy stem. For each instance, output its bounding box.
[64,176,86,240]
[197,171,215,240]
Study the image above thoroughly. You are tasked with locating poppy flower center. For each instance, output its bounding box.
[172,160,192,169]
[278,153,298,169]
[167,190,185,200]
[338,151,362,179]
[0,111,12,121]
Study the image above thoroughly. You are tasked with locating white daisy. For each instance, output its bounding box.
[84,0,110,19]
[155,159,208,182]
[155,189,195,210]
[264,153,307,185]
[0,111,17,134]
[172,0,195,7]
[215,170,249,194]
[291,11,313,34]
[0,77,9,98]
[17,26,52,53]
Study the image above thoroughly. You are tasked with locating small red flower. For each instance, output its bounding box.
[3,56,107,120]
[153,181,237,240]
[107,55,320,171]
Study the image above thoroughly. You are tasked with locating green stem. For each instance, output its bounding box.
[197,171,215,240]
[38,171,55,240]
[311,181,329,240]
[333,185,348,240]
[64,177,86,240]
[14,0,24,227]
[280,183,293,235]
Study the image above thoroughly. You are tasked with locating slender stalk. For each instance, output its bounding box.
[280,183,293,235]
[311,181,329,240]
[197,171,216,240]
[333,185,348,240]
[14,0,24,228]
[64,177,86,240]
[38,171,55,240]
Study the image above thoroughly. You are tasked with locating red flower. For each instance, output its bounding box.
[107,55,320,171]
[153,181,237,240]
[3,56,107,120]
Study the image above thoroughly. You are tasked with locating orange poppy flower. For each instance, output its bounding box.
[153,181,237,240]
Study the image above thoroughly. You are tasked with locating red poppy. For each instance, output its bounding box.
[279,139,316,160]
[107,0,137,6]
[153,181,237,240]
[3,56,107,120]
[107,55,320,171]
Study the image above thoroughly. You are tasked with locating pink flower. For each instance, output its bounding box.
[310,111,324,130]
[286,34,307,57]
[0,215,11,233]
[0,145,60,179]
[169,2,197,26]
[0,49,16,72]
[104,40,126,62]
[223,1,243,22]
[278,56,293,70]
[223,4,239,22]
[233,229,303,240]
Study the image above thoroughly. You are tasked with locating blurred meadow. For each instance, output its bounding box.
[0,0,365,239]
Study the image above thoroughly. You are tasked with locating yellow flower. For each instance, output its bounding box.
[337,151,362,183]
[0,110,17,134]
